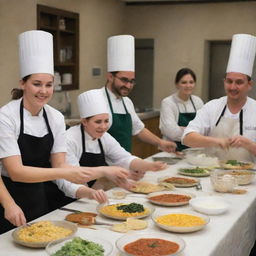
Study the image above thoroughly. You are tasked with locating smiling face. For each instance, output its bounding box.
[224,72,252,104]
[176,74,196,99]
[107,71,135,97]
[82,113,110,139]
[20,73,54,115]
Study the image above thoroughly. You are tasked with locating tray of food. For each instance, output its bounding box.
[12,220,77,248]
[178,167,210,177]
[221,160,254,170]
[147,191,195,206]
[97,200,154,220]
[158,176,200,187]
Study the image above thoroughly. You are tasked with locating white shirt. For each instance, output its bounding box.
[0,98,82,198]
[160,92,204,141]
[100,87,144,135]
[182,96,256,144]
[66,124,137,168]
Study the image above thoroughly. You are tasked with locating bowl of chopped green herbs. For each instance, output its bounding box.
[46,236,113,256]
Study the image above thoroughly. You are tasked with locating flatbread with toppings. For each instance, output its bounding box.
[222,160,254,170]
[130,181,165,194]
[178,167,210,177]
[159,176,199,187]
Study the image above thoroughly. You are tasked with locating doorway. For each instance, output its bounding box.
[209,40,256,100]
[129,39,154,111]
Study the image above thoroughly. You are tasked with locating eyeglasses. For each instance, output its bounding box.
[114,75,136,86]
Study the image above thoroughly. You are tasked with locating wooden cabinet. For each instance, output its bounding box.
[37,5,79,90]
[131,116,161,159]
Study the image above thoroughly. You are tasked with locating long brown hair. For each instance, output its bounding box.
[11,75,30,100]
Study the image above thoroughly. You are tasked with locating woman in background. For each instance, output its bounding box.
[160,68,204,151]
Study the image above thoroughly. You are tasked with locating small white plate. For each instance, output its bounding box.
[189,196,229,215]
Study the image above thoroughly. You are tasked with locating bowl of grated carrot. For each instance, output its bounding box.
[152,210,209,233]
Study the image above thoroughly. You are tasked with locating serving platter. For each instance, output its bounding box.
[220,160,254,170]
[129,181,166,194]
[116,231,185,256]
[152,210,209,233]
[147,191,195,206]
[178,167,210,177]
[158,176,200,188]
[12,220,77,248]
[97,200,155,220]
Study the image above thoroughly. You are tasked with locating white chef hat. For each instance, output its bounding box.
[226,33,256,77]
[19,30,54,79]
[107,35,135,72]
[78,89,109,118]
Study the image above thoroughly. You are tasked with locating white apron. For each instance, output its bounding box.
[206,105,253,162]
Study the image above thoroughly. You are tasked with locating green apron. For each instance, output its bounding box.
[175,96,196,151]
[105,87,132,152]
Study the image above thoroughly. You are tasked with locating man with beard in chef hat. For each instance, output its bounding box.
[99,35,177,153]
[182,34,256,163]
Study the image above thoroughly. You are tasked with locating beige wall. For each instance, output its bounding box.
[0,0,124,116]
[1,1,256,115]
[124,1,256,107]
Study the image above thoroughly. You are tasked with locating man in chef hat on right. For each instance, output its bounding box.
[100,35,177,153]
[182,34,256,162]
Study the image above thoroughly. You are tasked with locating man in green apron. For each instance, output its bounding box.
[102,35,177,153]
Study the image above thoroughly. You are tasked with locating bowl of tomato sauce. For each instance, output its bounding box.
[116,231,185,256]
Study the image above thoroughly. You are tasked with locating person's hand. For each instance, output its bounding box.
[229,135,252,149]
[89,189,108,204]
[147,161,167,171]
[158,139,177,153]
[102,166,133,190]
[214,138,230,150]
[4,202,26,227]
[128,170,146,181]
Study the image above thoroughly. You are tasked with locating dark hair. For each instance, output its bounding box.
[11,75,31,100]
[175,68,196,84]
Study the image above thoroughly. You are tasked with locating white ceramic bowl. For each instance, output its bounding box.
[116,231,185,256]
[189,196,229,215]
[152,210,209,233]
[46,236,113,256]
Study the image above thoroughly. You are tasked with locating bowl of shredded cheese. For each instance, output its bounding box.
[12,220,77,248]
[152,210,209,233]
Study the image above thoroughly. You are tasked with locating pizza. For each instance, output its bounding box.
[130,181,165,194]
[222,160,254,170]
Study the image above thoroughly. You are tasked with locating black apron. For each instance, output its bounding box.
[0,100,52,234]
[105,87,132,152]
[79,124,108,187]
[175,96,197,151]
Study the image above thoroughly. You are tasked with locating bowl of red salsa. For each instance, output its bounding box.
[116,231,185,256]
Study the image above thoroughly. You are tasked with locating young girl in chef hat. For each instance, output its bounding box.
[65,89,167,191]
[0,30,131,234]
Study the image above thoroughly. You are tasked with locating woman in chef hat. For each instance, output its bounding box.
[65,89,167,190]
[160,68,204,151]
[0,30,131,234]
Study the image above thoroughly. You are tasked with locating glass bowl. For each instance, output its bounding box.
[116,231,185,256]
[225,170,255,185]
[210,169,237,193]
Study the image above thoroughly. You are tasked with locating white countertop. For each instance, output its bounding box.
[0,152,255,256]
